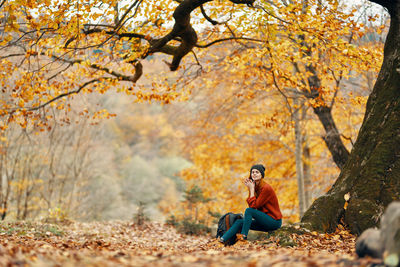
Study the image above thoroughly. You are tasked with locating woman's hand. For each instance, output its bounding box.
[244,178,255,198]
[244,178,255,189]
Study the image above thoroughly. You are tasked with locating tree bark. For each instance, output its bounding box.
[302,0,400,235]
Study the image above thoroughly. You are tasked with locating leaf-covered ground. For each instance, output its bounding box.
[0,221,383,266]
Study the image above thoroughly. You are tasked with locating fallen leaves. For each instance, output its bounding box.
[0,221,384,266]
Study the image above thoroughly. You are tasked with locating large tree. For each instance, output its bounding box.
[302,0,400,234]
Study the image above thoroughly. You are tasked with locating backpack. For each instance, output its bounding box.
[215,212,243,245]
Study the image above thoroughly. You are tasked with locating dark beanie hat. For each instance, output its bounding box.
[250,164,265,178]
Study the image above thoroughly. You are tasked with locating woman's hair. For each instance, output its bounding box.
[255,180,266,197]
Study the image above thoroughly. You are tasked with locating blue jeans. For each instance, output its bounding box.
[221,208,282,241]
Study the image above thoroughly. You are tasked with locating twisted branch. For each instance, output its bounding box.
[144,0,256,70]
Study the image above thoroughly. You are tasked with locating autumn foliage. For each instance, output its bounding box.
[0,0,389,236]
[0,220,384,266]
[0,0,395,265]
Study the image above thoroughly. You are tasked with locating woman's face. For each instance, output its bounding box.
[251,169,262,181]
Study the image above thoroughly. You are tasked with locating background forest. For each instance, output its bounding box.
[0,0,389,228]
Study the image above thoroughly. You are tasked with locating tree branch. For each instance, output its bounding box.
[0,53,25,59]
[83,28,146,40]
[254,4,291,25]
[51,55,143,82]
[114,0,142,30]
[265,41,293,114]
[74,0,256,73]
[195,37,263,48]
[25,79,102,112]
[200,5,219,25]
[0,0,6,10]
[145,0,256,70]
[65,0,143,49]
[229,0,255,6]
[368,0,396,10]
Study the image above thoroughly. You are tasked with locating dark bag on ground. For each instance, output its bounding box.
[216,212,243,245]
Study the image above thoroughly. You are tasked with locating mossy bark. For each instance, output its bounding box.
[302,0,400,235]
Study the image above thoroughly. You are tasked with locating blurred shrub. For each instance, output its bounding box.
[44,207,71,224]
[166,215,211,236]
[133,201,150,226]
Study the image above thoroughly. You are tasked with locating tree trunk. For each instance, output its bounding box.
[1,202,6,220]
[303,142,312,209]
[301,99,312,209]
[302,0,400,235]
[294,97,306,217]
[312,105,349,169]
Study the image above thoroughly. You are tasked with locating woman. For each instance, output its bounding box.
[219,164,282,244]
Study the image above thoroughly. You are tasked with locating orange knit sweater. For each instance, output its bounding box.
[246,182,282,220]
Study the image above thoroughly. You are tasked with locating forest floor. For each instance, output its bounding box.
[0,221,383,267]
